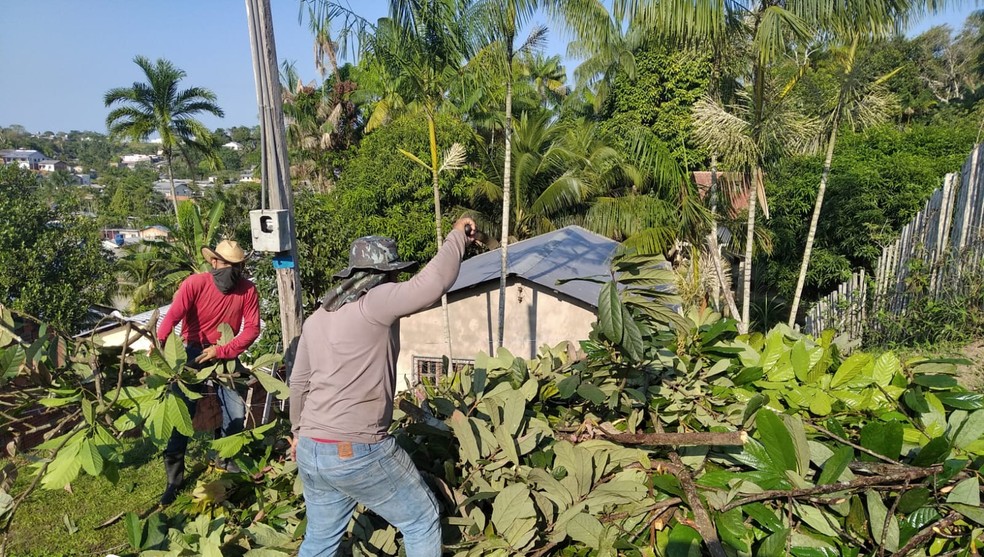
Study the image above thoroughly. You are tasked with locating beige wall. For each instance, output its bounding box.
[396,278,596,392]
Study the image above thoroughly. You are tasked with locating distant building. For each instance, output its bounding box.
[39,159,68,173]
[139,225,170,240]
[73,173,92,186]
[152,179,195,201]
[222,141,243,151]
[0,149,45,170]
[120,154,159,168]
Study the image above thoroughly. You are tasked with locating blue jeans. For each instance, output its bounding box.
[297,436,442,557]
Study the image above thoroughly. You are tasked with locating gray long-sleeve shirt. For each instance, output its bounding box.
[289,230,467,443]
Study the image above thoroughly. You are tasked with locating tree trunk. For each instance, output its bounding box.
[707,154,741,319]
[166,153,179,224]
[740,169,759,334]
[428,113,452,375]
[498,64,513,349]
[788,120,839,327]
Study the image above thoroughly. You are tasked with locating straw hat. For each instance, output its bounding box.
[201,240,247,264]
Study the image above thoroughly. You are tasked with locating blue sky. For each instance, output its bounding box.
[0,1,977,135]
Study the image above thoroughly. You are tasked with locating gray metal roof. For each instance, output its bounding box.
[450,225,617,307]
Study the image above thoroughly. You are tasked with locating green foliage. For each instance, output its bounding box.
[4,255,984,555]
[0,165,114,331]
[292,113,486,310]
[764,117,979,303]
[602,43,712,167]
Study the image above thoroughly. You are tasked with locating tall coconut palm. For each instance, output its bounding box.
[104,56,224,222]
[473,0,545,348]
[787,36,900,326]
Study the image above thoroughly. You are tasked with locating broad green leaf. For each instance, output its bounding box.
[793,503,839,537]
[953,410,984,449]
[946,477,980,506]
[744,503,784,532]
[0,345,26,381]
[168,393,194,437]
[912,436,951,466]
[210,432,251,459]
[554,442,594,498]
[920,393,947,438]
[216,323,235,345]
[903,388,930,413]
[666,523,701,557]
[866,491,900,551]
[757,528,790,557]
[566,513,605,549]
[620,305,644,361]
[818,446,853,485]
[124,512,143,550]
[449,411,481,466]
[858,421,903,462]
[163,332,186,371]
[912,374,958,388]
[808,391,833,416]
[936,392,984,410]
[491,484,537,549]
[716,508,749,552]
[897,488,931,514]
[78,438,103,476]
[949,503,984,526]
[871,352,901,387]
[831,353,872,388]
[40,442,82,490]
[756,409,798,472]
[742,394,768,425]
[493,426,520,466]
[251,368,290,400]
[576,383,606,405]
[781,414,810,475]
[597,282,623,344]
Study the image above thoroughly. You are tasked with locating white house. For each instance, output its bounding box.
[1,149,45,170]
[222,141,243,151]
[395,226,620,391]
[39,159,68,173]
[120,154,158,168]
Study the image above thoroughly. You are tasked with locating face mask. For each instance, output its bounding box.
[210,266,242,294]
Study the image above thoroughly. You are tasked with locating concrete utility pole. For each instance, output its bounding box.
[244,0,304,374]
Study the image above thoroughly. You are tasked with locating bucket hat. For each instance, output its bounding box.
[201,240,247,264]
[334,236,418,279]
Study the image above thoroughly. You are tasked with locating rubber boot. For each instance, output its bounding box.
[160,454,185,505]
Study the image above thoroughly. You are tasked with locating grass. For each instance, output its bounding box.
[2,435,215,557]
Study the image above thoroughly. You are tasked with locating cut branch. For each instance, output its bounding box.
[891,511,961,557]
[720,465,943,512]
[601,429,747,447]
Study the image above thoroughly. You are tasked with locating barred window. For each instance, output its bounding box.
[412,356,474,384]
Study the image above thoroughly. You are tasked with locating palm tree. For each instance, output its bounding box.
[786,36,900,326]
[313,0,474,366]
[104,56,224,222]
[598,0,928,334]
[473,0,545,348]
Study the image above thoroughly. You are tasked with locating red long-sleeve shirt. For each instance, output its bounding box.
[157,272,260,360]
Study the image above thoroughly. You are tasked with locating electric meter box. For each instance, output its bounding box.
[249,209,292,252]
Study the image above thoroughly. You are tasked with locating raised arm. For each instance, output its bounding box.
[157,277,194,342]
[362,218,475,325]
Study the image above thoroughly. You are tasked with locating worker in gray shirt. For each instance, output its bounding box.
[290,216,476,557]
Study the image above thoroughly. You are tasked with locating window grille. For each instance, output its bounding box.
[412,356,474,384]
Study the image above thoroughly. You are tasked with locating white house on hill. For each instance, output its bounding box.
[1,149,45,169]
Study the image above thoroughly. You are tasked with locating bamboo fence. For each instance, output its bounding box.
[805,144,984,341]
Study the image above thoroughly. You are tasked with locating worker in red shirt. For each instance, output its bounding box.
[156,239,260,505]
